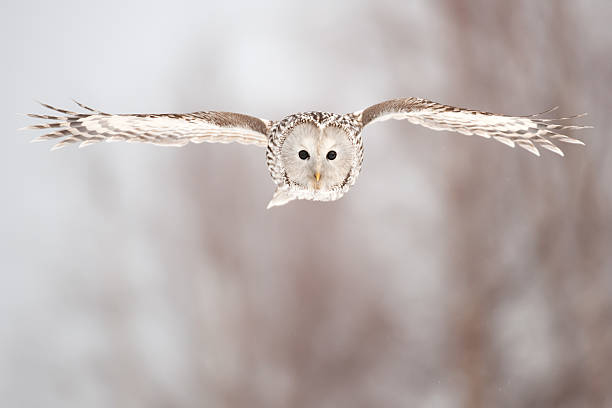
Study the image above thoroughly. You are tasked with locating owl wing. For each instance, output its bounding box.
[356,98,591,156]
[22,101,271,150]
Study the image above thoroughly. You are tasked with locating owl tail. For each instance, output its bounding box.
[266,188,296,209]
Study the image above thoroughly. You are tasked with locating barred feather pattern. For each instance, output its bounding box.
[22,101,270,150]
[357,98,591,156]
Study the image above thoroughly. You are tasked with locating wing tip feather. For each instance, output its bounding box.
[50,143,67,151]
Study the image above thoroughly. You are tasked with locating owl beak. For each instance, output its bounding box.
[314,171,321,189]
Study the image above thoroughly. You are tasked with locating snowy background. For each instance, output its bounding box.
[2,1,611,407]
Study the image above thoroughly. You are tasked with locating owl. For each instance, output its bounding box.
[23,98,590,208]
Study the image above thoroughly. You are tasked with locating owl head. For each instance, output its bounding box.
[266,112,364,208]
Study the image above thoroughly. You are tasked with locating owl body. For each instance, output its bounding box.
[265,111,364,208]
[23,98,590,208]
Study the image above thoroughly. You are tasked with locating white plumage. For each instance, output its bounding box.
[23,98,591,208]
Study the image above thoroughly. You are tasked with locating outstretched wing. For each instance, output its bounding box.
[22,101,271,150]
[356,98,591,156]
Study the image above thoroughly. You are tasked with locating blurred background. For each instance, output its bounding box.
[2,1,611,407]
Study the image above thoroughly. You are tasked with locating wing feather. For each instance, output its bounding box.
[357,98,591,156]
[23,101,271,149]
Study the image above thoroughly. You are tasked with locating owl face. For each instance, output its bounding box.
[280,122,356,193]
[265,112,364,208]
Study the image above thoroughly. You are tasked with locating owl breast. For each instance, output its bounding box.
[266,112,364,203]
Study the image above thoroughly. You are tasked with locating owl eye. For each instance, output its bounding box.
[298,150,310,160]
[326,150,337,160]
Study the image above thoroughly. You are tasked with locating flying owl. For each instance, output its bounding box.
[23,98,590,208]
